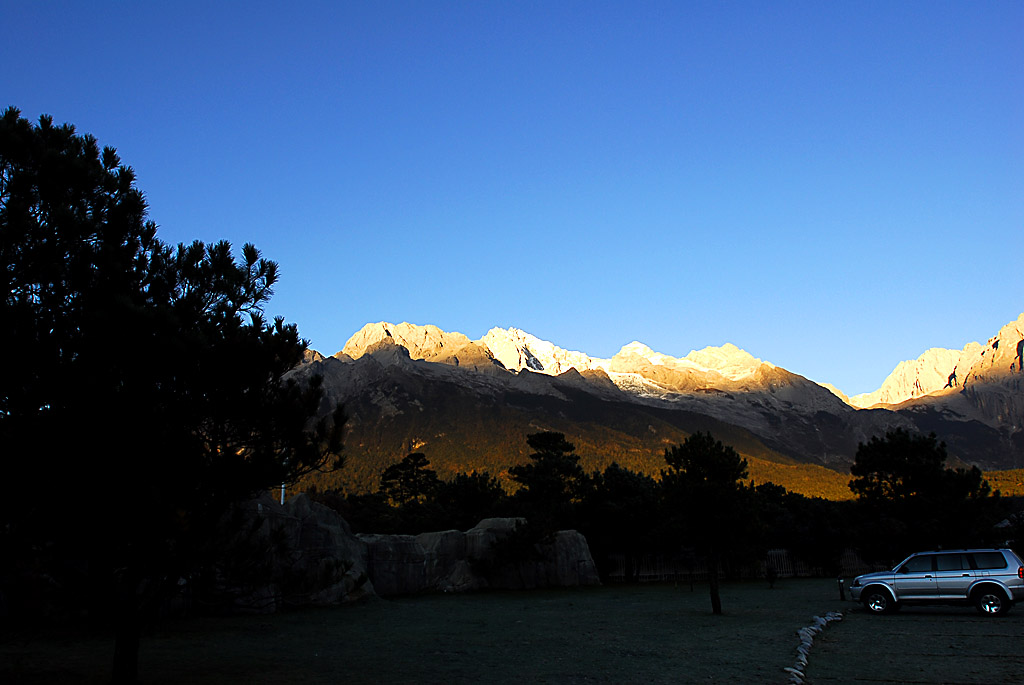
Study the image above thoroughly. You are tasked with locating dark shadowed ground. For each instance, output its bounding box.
[806,603,1024,684]
[4,580,1021,684]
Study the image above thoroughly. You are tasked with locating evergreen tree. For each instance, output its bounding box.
[509,432,586,503]
[430,470,508,531]
[509,431,586,533]
[379,452,441,506]
[578,463,659,581]
[661,432,751,615]
[0,107,343,684]
[849,428,1003,561]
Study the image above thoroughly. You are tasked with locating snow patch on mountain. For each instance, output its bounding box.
[683,343,769,381]
[480,327,771,383]
[480,327,595,375]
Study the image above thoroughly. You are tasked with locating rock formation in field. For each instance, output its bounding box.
[213,493,374,613]
[216,495,600,611]
[360,518,600,596]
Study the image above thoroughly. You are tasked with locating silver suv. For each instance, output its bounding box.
[848,548,1024,616]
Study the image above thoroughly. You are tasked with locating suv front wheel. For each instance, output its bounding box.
[973,587,1012,616]
[862,586,898,614]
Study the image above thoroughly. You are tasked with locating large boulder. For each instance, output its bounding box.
[417,529,476,592]
[465,520,602,590]
[358,533,427,597]
[214,499,599,609]
[212,493,373,613]
[359,518,601,596]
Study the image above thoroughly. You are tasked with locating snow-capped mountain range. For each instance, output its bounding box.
[341,322,770,386]
[337,314,1024,413]
[293,313,1024,492]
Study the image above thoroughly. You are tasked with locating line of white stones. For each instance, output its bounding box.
[783,611,844,684]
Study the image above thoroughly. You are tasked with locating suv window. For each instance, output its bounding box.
[936,553,969,571]
[900,555,933,573]
[971,552,1007,570]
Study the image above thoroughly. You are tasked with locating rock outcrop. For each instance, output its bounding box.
[851,314,1024,409]
[360,518,601,596]
[213,493,373,613]
[217,497,600,610]
[342,322,474,362]
[850,346,979,408]
[962,314,1024,386]
[481,327,597,374]
[908,315,1024,434]
[302,348,325,364]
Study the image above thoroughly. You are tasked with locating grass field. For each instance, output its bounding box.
[3,579,1022,684]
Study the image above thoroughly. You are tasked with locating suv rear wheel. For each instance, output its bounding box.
[862,586,897,614]
[973,587,1012,616]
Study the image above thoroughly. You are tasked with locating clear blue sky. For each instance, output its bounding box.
[3,1,1021,395]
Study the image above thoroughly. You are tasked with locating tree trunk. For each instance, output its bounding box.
[112,575,141,685]
[708,554,722,615]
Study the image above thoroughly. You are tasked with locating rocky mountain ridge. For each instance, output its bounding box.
[341,322,774,387]
[848,346,976,408]
[847,314,1024,429]
[849,316,1024,409]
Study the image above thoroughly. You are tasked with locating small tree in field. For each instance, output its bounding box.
[0,107,343,684]
[661,432,751,615]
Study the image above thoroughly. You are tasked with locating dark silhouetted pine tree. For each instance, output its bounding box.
[0,107,343,684]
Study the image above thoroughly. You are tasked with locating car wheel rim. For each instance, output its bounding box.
[868,594,887,612]
[980,594,1002,614]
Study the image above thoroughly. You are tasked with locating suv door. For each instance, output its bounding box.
[934,553,974,598]
[893,553,936,598]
